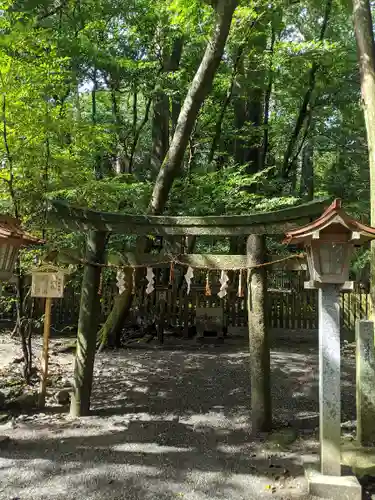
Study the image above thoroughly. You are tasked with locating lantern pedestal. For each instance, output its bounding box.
[304,283,361,499]
[305,468,361,500]
[318,284,341,476]
[282,199,375,500]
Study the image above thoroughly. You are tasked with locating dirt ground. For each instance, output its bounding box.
[0,332,365,500]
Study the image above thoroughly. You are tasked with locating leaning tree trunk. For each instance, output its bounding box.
[148,0,238,214]
[353,0,375,317]
[98,0,238,345]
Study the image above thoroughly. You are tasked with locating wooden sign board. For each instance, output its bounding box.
[31,271,65,298]
[196,307,224,335]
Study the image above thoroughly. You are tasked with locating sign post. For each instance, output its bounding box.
[39,296,52,407]
[31,269,65,408]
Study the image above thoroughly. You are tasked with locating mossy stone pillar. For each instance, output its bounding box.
[247,234,272,433]
[70,230,107,417]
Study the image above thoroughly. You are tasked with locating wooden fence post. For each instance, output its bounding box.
[247,234,272,433]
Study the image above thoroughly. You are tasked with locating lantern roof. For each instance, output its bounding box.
[283,199,375,246]
[0,215,43,246]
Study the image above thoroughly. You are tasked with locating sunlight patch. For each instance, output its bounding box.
[111,443,194,453]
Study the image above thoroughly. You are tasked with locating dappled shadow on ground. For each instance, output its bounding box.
[271,344,356,426]
[0,341,356,499]
[90,342,356,427]
[0,418,316,500]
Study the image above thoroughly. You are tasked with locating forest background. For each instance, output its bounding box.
[0,0,372,344]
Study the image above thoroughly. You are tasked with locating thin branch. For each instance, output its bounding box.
[43,100,50,239]
[132,88,138,143]
[260,21,276,170]
[92,68,98,125]
[2,94,19,218]
[37,0,68,22]
[187,121,198,177]
[289,104,313,168]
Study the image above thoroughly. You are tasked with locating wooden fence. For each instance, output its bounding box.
[0,270,370,338]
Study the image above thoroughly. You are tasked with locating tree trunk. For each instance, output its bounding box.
[247,234,272,433]
[244,94,263,174]
[151,91,170,173]
[233,27,266,175]
[260,23,276,170]
[98,267,134,349]
[208,44,246,165]
[232,56,247,165]
[300,141,314,200]
[128,94,152,173]
[169,37,184,137]
[151,37,184,172]
[282,0,332,179]
[149,0,238,214]
[70,230,107,417]
[353,0,375,317]
[109,75,129,175]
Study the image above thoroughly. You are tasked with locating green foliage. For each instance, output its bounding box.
[169,166,299,215]
[0,0,371,274]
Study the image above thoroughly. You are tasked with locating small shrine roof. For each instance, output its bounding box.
[283,199,375,245]
[0,215,43,246]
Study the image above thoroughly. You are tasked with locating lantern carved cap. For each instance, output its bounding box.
[283,199,375,246]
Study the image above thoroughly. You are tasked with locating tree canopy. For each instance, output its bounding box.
[0,0,370,254]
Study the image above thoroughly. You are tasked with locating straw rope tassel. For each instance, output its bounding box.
[218,270,229,298]
[145,268,155,294]
[98,270,103,296]
[185,267,194,294]
[237,269,244,297]
[132,267,136,294]
[205,271,212,296]
[169,262,175,285]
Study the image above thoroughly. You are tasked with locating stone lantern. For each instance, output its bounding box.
[284,199,375,288]
[283,199,375,500]
[0,215,42,281]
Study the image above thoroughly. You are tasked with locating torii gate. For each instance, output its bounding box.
[47,197,330,431]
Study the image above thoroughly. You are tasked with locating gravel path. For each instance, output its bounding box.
[0,336,357,500]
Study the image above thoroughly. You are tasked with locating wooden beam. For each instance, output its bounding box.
[47,198,330,236]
